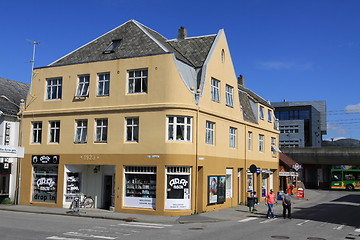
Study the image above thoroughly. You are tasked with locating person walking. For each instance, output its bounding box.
[265,189,276,218]
[282,189,292,219]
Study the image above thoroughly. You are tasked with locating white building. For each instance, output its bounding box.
[0,77,29,203]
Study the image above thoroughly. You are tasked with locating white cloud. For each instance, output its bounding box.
[345,103,360,113]
[327,123,347,135]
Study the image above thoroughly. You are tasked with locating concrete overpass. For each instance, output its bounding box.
[281,147,360,189]
[282,147,360,165]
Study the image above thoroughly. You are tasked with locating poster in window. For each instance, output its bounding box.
[217,176,226,204]
[208,176,226,205]
[208,176,218,204]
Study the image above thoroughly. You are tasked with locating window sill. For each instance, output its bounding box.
[74,141,87,144]
[94,141,107,143]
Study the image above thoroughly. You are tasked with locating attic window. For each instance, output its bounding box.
[103,39,122,54]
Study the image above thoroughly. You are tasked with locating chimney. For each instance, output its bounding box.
[237,75,245,87]
[177,26,187,40]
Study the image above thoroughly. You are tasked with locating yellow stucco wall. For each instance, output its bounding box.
[20,32,279,215]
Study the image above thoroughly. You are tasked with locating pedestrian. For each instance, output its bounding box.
[248,192,256,212]
[265,189,276,218]
[282,189,292,219]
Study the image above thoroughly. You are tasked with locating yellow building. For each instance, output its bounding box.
[20,20,279,216]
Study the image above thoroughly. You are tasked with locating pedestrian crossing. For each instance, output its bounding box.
[238,216,359,236]
[46,222,173,240]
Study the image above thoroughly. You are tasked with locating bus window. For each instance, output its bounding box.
[344,172,355,180]
[331,171,342,181]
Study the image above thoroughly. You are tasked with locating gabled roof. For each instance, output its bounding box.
[0,77,29,117]
[49,20,216,69]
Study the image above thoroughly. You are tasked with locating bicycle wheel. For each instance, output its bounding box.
[83,197,94,208]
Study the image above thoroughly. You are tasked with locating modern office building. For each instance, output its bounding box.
[0,77,29,203]
[272,100,327,148]
[20,20,279,216]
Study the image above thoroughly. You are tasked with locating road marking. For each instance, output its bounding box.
[297,220,310,226]
[238,217,258,222]
[47,237,83,240]
[63,232,116,239]
[354,228,360,232]
[260,218,277,223]
[117,222,172,229]
[334,224,345,230]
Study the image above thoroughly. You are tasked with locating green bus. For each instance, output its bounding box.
[330,169,360,191]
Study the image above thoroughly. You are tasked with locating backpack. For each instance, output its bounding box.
[283,194,291,205]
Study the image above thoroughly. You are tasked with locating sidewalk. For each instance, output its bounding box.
[0,190,319,224]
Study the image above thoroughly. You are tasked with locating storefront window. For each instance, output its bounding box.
[166,166,191,210]
[124,166,156,209]
[32,165,58,203]
[247,172,254,193]
[65,172,81,202]
[226,168,232,198]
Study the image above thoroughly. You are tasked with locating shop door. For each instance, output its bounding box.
[103,175,113,210]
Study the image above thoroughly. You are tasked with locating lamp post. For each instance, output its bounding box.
[0,95,24,205]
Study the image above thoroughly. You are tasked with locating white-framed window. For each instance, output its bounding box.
[75,119,88,143]
[260,106,265,120]
[95,118,108,143]
[97,72,110,96]
[226,168,232,198]
[225,85,234,107]
[259,134,264,152]
[126,117,139,142]
[206,121,215,145]
[128,69,148,94]
[76,75,90,97]
[271,137,276,155]
[229,127,237,148]
[248,131,253,151]
[167,116,192,142]
[211,78,220,102]
[46,78,62,100]
[32,122,42,144]
[49,121,60,143]
[166,166,191,210]
[268,109,273,123]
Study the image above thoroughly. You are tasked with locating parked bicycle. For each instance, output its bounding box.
[69,193,95,212]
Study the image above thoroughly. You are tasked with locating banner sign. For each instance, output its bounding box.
[0,145,24,158]
[32,155,59,164]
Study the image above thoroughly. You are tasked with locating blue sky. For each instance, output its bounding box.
[1,0,359,140]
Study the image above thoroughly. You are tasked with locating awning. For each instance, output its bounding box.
[271,144,281,153]
[279,152,296,168]
[262,169,273,174]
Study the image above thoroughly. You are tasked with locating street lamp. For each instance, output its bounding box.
[0,95,25,205]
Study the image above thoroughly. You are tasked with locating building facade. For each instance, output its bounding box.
[20,20,279,215]
[0,77,29,203]
[272,101,327,148]
[272,100,327,189]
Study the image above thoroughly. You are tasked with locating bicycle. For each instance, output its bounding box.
[69,193,95,212]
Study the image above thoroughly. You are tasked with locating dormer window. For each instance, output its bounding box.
[103,39,122,54]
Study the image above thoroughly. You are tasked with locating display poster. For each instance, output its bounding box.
[217,176,226,204]
[65,172,81,202]
[165,175,190,210]
[124,173,156,209]
[208,176,226,205]
[32,165,58,203]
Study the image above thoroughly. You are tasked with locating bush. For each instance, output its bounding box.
[1,198,13,204]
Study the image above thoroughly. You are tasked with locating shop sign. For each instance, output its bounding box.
[124,197,156,209]
[279,172,299,177]
[0,145,24,158]
[208,176,226,205]
[166,175,190,210]
[292,163,302,171]
[32,155,59,164]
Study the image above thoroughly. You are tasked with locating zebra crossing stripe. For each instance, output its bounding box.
[334,225,345,230]
[63,232,116,239]
[238,217,258,222]
[117,222,171,229]
[297,220,310,226]
[355,228,360,232]
[47,237,83,240]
